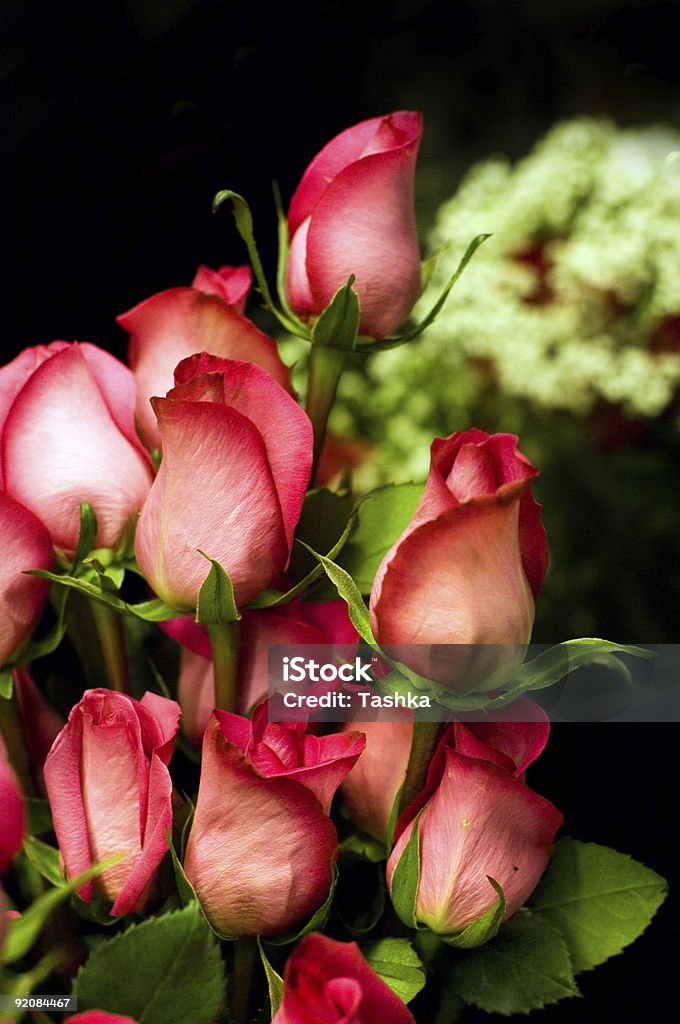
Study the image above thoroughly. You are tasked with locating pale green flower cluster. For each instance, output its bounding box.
[335,118,680,483]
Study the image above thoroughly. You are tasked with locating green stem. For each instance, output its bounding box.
[230,936,257,1024]
[398,721,443,815]
[305,345,349,481]
[90,602,130,693]
[207,621,241,715]
[0,685,35,797]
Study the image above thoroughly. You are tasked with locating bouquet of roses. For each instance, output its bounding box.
[0,112,668,1024]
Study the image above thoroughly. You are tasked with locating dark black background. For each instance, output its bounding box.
[2,1,679,1019]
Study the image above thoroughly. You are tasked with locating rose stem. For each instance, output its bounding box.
[207,621,241,715]
[305,345,349,482]
[0,684,35,797]
[398,721,443,816]
[90,601,131,694]
[230,936,257,1024]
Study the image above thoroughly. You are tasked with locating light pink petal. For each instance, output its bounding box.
[213,708,255,756]
[120,287,291,449]
[78,343,152,463]
[0,343,69,482]
[370,500,535,691]
[184,716,336,937]
[0,748,25,875]
[340,720,413,843]
[287,112,422,234]
[44,706,94,901]
[192,264,252,314]
[0,492,53,665]
[282,731,366,814]
[3,346,153,551]
[177,647,216,748]
[138,691,181,764]
[285,218,317,319]
[134,397,288,608]
[462,710,550,776]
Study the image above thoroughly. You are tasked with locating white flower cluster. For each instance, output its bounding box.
[336,118,680,482]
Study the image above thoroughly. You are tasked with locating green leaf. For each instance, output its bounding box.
[2,853,125,965]
[166,831,199,909]
[312,277,360,351]
[386,784,404,853]
[389,810,423,929]
[82,558,126,594]
[357,233,491,351]
[362,938,426,1004]
[339,484,422,593]
[442,878,505,949]
[22,837,63,888]
[0,671,12,699]
[257,938,284,1018]
[196,554,240,626]
[73,904,226,1024]
[287,488,353,582]
[299,545,375,643]
[504,640,654,702]
[272,178,302,327]
[529,838,669,973]
[449,908,579,1015]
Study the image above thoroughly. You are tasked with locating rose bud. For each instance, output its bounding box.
[183,705,364,936]
[135,354,313,610]
[341,703,549,843]
[118,266,291,450]
[387,724,563,941]
[0,736,25,874]
[0,491,53,666]
[286,112,422,339]
[44,689,180,916]
[1,343,154,552]
[369,430,548,693]
[163,599,358,745]
[272,933,416,1024]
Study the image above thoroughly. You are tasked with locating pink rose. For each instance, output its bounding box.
[44,689,180,916]
[341,703,550,843]
[387,722,562,939]
[0,736,25,875]
[135,354,313,609]
[163,599,358,746]
[271,933,415,1024]
[286,112,422,339]
[1,343,154,551]
[183,705,364,936]
[0,491,53,665]
[369,430,548,693]
[118,265,291,450]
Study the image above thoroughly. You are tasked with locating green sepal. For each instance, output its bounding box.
[389,809,423,929]
[386,783,404,853]
[356,233,491,351]
[73,903,226,1024]
[72,502,98,572]
[361,937,426,1005]
[22,836,63,888]
[166,830,199,909]
[257,937,284,1018]
[1,852,126,965]
[311,276,360,351]
[264,864,338,947]
[25,571,187,623]
[272,178,304,329]
[0,671,12,699]
[196,553,241,626]
[441,877,505,948]
[298,544,375,643]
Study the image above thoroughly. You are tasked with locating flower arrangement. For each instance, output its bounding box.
[0,112,668,1024]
